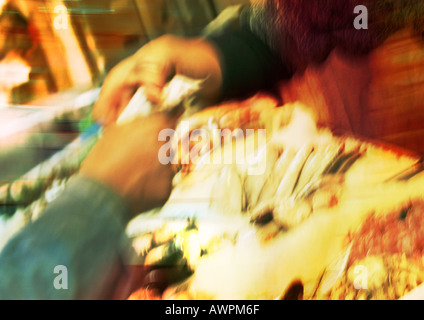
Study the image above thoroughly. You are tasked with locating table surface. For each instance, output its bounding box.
[0,87,99,185]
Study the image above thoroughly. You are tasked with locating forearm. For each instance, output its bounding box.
[205,7,292,99]
[0,176,133,300]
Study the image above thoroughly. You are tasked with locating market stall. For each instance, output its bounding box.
[123,96,424,300]
[1,86,423,300]
[1,0,424,301]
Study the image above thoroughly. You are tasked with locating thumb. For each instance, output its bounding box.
[139,60,175,104]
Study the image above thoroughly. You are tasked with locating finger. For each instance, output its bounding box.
[93,86,137,126]
[93,59,141,124]
[138,60,174,104]
[144,84,162,104]
[114,87,139,120]
[92,89,118,125]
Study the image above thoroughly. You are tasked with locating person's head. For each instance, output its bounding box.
[247,0,424,70]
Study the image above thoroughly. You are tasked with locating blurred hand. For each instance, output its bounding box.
[93,35,223,125]
[79,113,178,217]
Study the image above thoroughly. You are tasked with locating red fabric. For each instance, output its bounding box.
[279,29,424,154]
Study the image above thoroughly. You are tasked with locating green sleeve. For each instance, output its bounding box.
[0,176,134,300]
[205,7,292,99]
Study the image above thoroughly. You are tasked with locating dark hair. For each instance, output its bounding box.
[245,0,424,70]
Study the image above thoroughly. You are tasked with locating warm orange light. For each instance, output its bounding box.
[0,52,31,105]
[0,0,7,14]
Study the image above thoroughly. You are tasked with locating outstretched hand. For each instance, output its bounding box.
[92,35,223,126]
[79,113,178,217]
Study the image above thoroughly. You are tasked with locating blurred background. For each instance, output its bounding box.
[2,0,423,197]
[1,0,251,104]
[0,0,248,187]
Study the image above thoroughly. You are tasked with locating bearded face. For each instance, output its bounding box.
[245,0,424,69]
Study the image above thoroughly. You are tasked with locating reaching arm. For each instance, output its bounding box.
[0,114,177,300]
[206,20,290,99]
[92,5,291,125]
[0,176,131,300]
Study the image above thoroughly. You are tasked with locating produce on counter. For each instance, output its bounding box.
[313,200,424,300]
[1,89,424,300]
[125,101,423,300]
[0,131,99,251]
